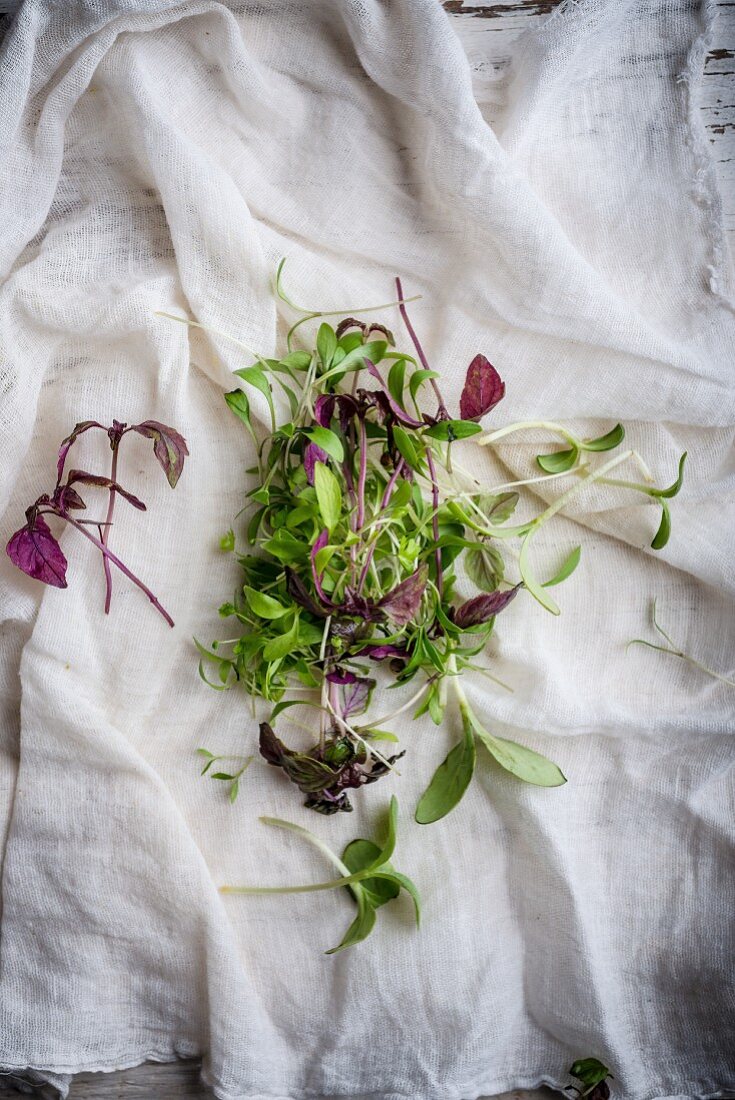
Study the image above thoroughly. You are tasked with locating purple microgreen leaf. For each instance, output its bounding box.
[66,471,146,511]
[314,394,336,428]
[341,676,376,719]
[285,568,328,618]
[6,515,68,588]
[365,361,425,428]
[326,669,358,685]
[52,485,86,512]
[452,584,521,628]
[56,421,105,483]
[304,442,329,486]
[357,643,407,661]
[130,420,189,488]
[378,564,428,626]
[459,354,505,421]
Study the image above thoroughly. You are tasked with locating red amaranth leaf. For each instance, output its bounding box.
[378,564,428,626]
[452,584,521,628]
[459,355,505,421]
[131,420,189,488]
[6,515,68,588]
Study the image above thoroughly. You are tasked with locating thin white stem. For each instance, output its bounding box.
[477,420,578,449]
[356,680,431,732]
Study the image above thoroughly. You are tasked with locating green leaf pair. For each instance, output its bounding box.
[415,699,565,825]
[536,423,625,474]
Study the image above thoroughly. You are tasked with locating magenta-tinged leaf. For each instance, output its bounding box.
[314,394,336,428]
[304,442,329,486]
[459,355,505,421]
[131,420,189,488]
[52,485,86,512]
[56,421,105,482]
[452,584,521,628]
[66,470,146,510]
[378,564,428,626]
[341,676,375,718]
[326,669,358,685]
[358,643,407,661]
[365,362,424,428]
[7,515,68,588]
[285,568,328,618]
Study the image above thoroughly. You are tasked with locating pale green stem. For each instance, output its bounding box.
[221,816,354,896]
[477,420,579,449]
[355,679,432,732]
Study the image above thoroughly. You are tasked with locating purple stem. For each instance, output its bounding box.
[395,276,449,420]
[64,515,175,627]
[356,418,368,531]
[425,448,443,599]
[356,457,404,594]
[101,445,119,614]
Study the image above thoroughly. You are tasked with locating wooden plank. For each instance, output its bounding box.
[0,1066,557,1099]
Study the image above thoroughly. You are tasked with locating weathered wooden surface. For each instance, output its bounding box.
[0,0,731,1097]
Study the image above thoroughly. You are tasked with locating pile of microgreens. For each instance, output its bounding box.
[167,265,685,951]
[6,419,188,625]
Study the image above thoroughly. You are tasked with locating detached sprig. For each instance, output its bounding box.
[6,418,188,626]
[221,796,420,954]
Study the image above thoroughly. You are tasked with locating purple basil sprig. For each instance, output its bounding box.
[6,417,188,626]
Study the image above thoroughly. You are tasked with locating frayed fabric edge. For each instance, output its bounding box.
[3,1059,735,1100]
[677,0,735,309]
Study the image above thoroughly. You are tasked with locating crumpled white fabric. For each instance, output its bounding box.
[0,1,733,1098]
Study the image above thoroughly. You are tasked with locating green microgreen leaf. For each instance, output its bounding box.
[220,529,235,552]
[469,710,566,787]
[423,419,482,442]
[234,366,275,429]
[317,323,338,369]
[542,545,581,588]
[243,586,290,619]
[262,614,300,661]
[313,462,342,531]
[415,710,476,824]
[393,425,425,472]
[304,426,344,463]
[536,446,579,474]
[465,543,504,592]
[581,423,625,452]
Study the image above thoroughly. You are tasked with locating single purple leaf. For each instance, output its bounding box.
[326,669,358,685]
[7,515,68,588]
[131,420,189,488]
[314,394,336,428]
[357,643,407,661]
[66,470,146,510]
[459,354,505,421]
[56,421,105,483]
[365,361,424,428]
[304,442,329,486]
[452,584,521,628]
[52,485,86,512]
[340,589,386,622]
[378,564,428,626]
[341,676,375,719]
[285,568,328,618]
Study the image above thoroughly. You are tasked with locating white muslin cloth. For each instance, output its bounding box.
[0,1,733,1098]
